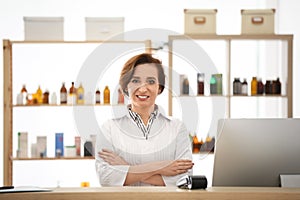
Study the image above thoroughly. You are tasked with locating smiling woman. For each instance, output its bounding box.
[95,53,193,186]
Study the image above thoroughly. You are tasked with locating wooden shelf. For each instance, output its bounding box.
[168,34,293,117]
[8,40,151,44]
[169,34,293,41]
[3,39,151,186]
[12,156,95,161]
[13,104,125,107]
[174,95,288,98]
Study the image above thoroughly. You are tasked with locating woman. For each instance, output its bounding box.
[96,53,193,186]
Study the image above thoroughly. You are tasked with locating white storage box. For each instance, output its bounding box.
[184,9,217,34]
[85,17,124,41]
[241,9,275,34]
[24,17,64,41]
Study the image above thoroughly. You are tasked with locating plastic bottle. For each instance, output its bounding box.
[51,92,57,105]
[77,83,85,104]
[251,77,257,95]
[103,86,110,104]
[60,82,67,104]
[16,93,23,105]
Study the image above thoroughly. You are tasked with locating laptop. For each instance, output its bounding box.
[212,118,300,187]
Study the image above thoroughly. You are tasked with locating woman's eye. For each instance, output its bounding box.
[147,79,156,84]
[131,79,140,84]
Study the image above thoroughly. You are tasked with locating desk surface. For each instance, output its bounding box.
[1,187,300,200]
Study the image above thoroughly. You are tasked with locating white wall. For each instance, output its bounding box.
[1,0,300,186]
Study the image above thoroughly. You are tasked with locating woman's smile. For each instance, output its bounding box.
[136,95,150,100]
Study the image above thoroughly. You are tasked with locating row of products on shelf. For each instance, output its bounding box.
[190,133,215,153]
[181,73,282,96]
[16,132,96,158]
[17,82,125,105]
[181,73,224,95]
[246,77,282,96]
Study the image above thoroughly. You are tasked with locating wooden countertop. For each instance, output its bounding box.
[1,186,300,200]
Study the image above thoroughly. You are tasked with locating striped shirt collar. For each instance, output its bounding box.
[127,104,158,140]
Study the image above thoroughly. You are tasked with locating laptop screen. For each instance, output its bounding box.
[212,118,300,187]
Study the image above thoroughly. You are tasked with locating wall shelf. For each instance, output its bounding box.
[12,156,94,161]
[168,34,293,142]
[3,39,151,186]
[168,34,293,118]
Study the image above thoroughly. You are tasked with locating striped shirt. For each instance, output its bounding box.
[128,105,158,140]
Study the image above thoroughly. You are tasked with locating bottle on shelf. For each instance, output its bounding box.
[50,92,57,105]
[192,134,200,153]
[265,80,272,95]
[241,78,248,96]
[275,77,281,95]
[182,76,189,95]
[215,74,223,95]
[95,88,101,104]
[77,83,85,104]
[233,78,242,95]
[16,93,23,105]
[210,75,217,95]
[43,89,49,104]
[103,86,110,104]
[257,78,264,95]
[68,82,77,105]
[251,77,257,95]
[21,84,28,105]
[197,73,204,95]
[75,136,81,156]
[60,82,67,104]
[271,80,276,94]
[36,85,43,104]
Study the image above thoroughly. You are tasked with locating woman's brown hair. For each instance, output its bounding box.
[119,53,165,96]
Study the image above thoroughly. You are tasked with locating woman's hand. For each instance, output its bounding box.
[98,149,129,165]
[157,159,194,176]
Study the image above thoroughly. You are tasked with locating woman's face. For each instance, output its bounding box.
[127,63,160,110]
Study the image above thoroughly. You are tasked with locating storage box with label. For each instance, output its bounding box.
[241,9,275,34]
[85,17,124,41]
[184,9,217,34]
[24,17,64,41]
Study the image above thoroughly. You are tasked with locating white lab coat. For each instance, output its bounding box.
[95,106,193,186]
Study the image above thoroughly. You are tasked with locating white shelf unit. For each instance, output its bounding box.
[3,39,151,186]
[168,34,293,139]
